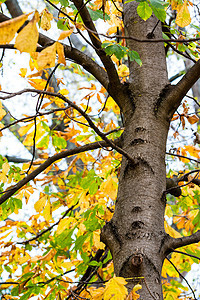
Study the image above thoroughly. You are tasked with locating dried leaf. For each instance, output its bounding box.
[37,42,57,70]
[15,11,39,53]
[0,13,29,44]
[58,28,74,40]
[56,42,66,65]
[40,8,53,31]
[187,114,199,125]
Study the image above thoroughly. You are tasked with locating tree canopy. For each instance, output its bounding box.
[0,0,200,299]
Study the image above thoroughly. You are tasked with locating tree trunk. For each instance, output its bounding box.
[101,3,170,299]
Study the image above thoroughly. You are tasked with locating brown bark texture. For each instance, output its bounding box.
[101,2,199,299]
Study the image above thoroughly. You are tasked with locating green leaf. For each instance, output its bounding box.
[41,121,50,132]
[88,260,101,266]
[75,233,90,250]
[137,2,152,21]
[52,135,67,150]
[150,0,166,9]
[12,197,22,209]
[128,50,142,66]
[57,20,70,30]
[37,135,50,149]
[151,6,166,22]
[80,169,102,195]
[19,290,32,300]
[102,43,126,60]
[59,0,69,7]
[88,8,110,21]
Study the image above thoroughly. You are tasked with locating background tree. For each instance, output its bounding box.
[0,0,200,299]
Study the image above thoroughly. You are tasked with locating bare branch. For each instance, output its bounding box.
[166,151,200,164]
[162,230,200,257]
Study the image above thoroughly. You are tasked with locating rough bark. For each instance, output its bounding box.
[101,4,170,299]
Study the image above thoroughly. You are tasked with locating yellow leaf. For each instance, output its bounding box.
[42,200,52,221]
[34,194,47,212]
[100,175,118,200]
[40,249,56,262]
[165,205,173,218]
[58,28,74,40]
[171,0,178,10]
[30,255,42,263]
[93,230,105,250]
[0,101,6,121]
[104,276,128,300]
[128,284,142,300]
[105,96,120,114]
[19,68,27,77]
[90,287,105,300]
[37,42,57,70]
[28,78,47,90]
[176,1,191,27]
[2,163,10,175]
[56,42,66,65]
[0,173,7,183]
[15,12,39,53]
[56,217,72,235]
[61,261,73,270]
[164,221,182,238]
[40,8,53,31]
[18,254,31,265]
[0,13,29,44]
[118,64,129,78]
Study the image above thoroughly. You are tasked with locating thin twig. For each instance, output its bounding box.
[143,277,157,300]
[81,25,200,44]
[0,88,134,163]
[170,249,200,261]
[166,152,200,164]
[17,204,77,244]
[166,257,197,300]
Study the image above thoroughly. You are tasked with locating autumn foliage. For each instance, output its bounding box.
[0,0,199,299]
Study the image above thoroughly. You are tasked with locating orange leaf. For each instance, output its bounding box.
[187,114,199,125]
[58,28,74,40]
[56,42,66,65]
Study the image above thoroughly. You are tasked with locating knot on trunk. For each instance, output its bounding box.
[131,254,143,267]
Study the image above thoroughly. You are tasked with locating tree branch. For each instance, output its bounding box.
[0,138,121,205]
[0,12,109,91]
[165,60,200,117]
[46,0,126,109]
[162,230,200,257]
[18,204,76,244]
[66,0,122,85]
[0,88,133,162]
